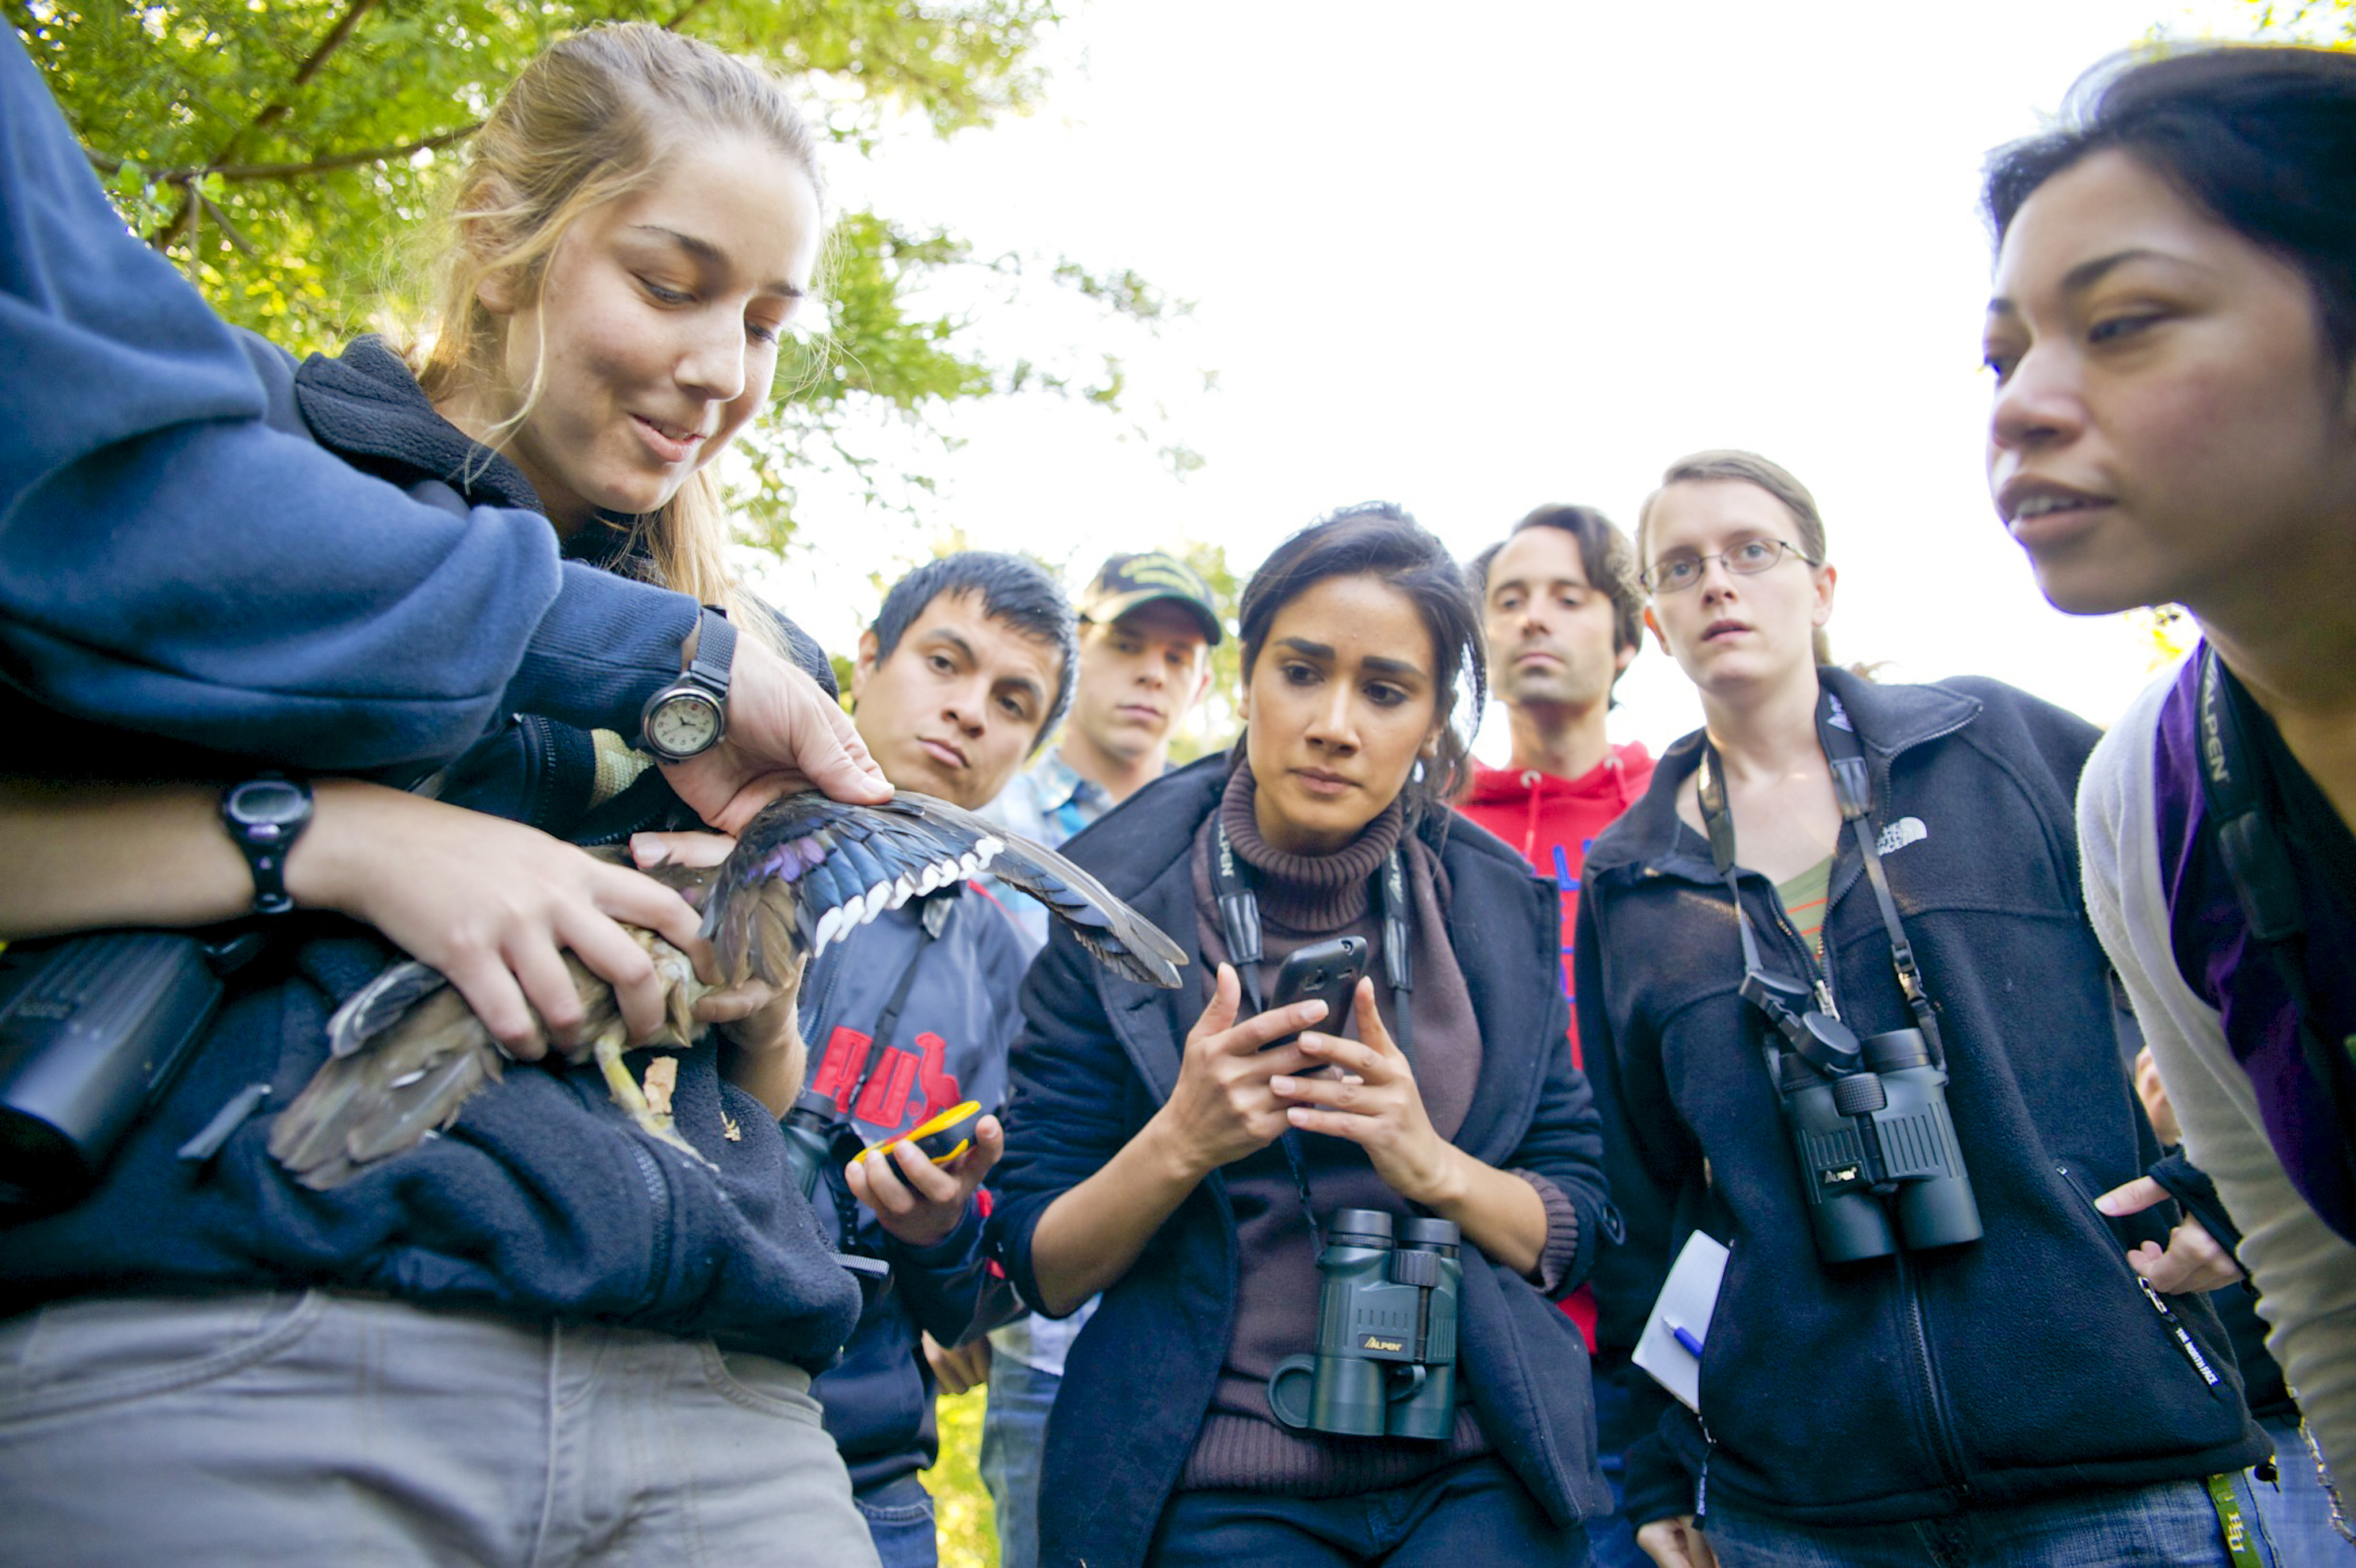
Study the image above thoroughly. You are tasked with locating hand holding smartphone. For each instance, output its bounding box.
[1261,936,1368,1053]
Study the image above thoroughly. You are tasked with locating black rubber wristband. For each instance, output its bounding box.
[219,774,313,916]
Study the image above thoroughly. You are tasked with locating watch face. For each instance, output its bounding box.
[648,692,723,758]
[231,779,309,827]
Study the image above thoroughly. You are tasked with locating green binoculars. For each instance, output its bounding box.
[1268,1207,1461,1441]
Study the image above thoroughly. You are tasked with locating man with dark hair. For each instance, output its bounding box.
[1459,503,1655,1568]
[1460,504,1654,1015]
[795,551,1076,1568]
[967,550,1220,1568]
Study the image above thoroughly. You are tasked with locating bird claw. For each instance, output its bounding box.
[594,1029,718,1171]
[635,1108,719,1171]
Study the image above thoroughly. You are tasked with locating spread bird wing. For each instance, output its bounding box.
[277,857,714,1190]
[270,793,1184,1192]
[705,790,1187,990]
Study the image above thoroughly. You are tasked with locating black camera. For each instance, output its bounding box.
[1268,1208,1460,1440]
[1745,971,1981,1263]
[0,932,238,1214]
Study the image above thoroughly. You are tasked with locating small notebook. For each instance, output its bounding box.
[1632,1230,1730,1413]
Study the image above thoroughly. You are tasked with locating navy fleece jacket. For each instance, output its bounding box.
[0,30,695,774]
[1576,670,2267,1530]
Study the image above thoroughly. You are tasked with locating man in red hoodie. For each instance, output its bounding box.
[1460,504,1656,1026]
[1459,503,1655,1568]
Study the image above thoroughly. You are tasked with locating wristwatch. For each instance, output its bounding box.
[220,774,313,916]
[640,605,736,762]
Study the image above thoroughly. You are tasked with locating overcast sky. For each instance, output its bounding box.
[759,0,2296,760]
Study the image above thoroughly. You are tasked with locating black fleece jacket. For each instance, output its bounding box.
[1575,670,2266,1529]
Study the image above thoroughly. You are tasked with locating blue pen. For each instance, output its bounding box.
[1668,1321,1705,1358]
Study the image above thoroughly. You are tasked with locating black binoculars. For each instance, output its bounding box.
[0,932,243,1215]
[1750,972,1981,1263]
[779,1088,844,1202]
[1268,1208,1460,1440]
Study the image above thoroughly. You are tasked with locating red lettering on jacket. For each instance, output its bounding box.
[913,1031,961,1125]
[856,1049,919,1129]
[809,1025,873,1111]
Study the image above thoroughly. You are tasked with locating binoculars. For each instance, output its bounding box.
[0,932,241,1215]
[1774,1015,1982,1263]
[779,1088,844,1202]
[1268,1208,1460,1440]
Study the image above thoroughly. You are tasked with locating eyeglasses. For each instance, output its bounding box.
[1640,538,1817,594]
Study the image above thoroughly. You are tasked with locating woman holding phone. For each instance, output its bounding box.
[986,504,1614,1568]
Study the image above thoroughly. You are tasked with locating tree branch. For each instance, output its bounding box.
[203,123,480,182]
[148,0,384,250]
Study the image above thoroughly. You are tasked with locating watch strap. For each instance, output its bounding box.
[220,774,313,916]
[685,605,735,700]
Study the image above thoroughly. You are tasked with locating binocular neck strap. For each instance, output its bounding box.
[1815,692,1945,1065]
[1695,741,1775,986]
[1211,820,1419,1252]
[1210,821,1416,1050]
[1696,687,1946,1066]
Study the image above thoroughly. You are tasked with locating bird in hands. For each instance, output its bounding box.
[267,791,1186,1188]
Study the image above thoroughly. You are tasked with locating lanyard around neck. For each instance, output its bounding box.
[1210,816,1417,1248]
[2196,647,2356,1172]
[1211,819,1415,1053]
[1695,686,1945,1066]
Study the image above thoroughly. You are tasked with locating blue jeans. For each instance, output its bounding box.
[979,1351,1058,1568]
[975,1347,1060,1563]
[855,1472,938,1568]
[1586,1371,1650,1568]
[1144,1454,1590,1567]
[2255,1416,2356,1565]
[1699,1473,2278,1568]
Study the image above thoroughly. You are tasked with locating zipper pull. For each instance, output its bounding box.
[1813,978,1839,1021]
[2139,1276,2223,1389]
[1693,1419,1716,1520]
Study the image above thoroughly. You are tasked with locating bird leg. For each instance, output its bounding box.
[592,1023,717,1169]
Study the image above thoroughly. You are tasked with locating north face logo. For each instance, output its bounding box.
[1877,816,1927,855]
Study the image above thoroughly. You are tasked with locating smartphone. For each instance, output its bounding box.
[1261,936,1368,1051]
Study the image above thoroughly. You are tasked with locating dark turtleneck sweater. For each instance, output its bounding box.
[1178,764,1579,1496]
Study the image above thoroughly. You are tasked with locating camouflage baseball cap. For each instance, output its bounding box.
[1077,552,1222,646]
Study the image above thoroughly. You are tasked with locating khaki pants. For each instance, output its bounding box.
[0,1290,880,1568]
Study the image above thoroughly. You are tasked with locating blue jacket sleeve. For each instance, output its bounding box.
[1498,985,1616,1297]
[0,33,697,770]
[881,1200,1022,1347]
[985,925,1150,1319]
[1576,881,1700,1526]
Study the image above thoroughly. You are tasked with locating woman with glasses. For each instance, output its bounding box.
[1575,449,2270,1568]
[1982,44,2356,1510]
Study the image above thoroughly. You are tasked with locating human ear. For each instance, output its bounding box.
[1614,640,1638,675]
[1811,564,1839,627]
[475,265,519,318]
[850,629,881,705]
[459,205,525,318]
[1644,605,1670,655]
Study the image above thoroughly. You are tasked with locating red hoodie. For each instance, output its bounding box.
[1457,743,1655,1062]
[1457,743,1654,1351]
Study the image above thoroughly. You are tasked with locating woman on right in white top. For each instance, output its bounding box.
[1983,43,2356,1510]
